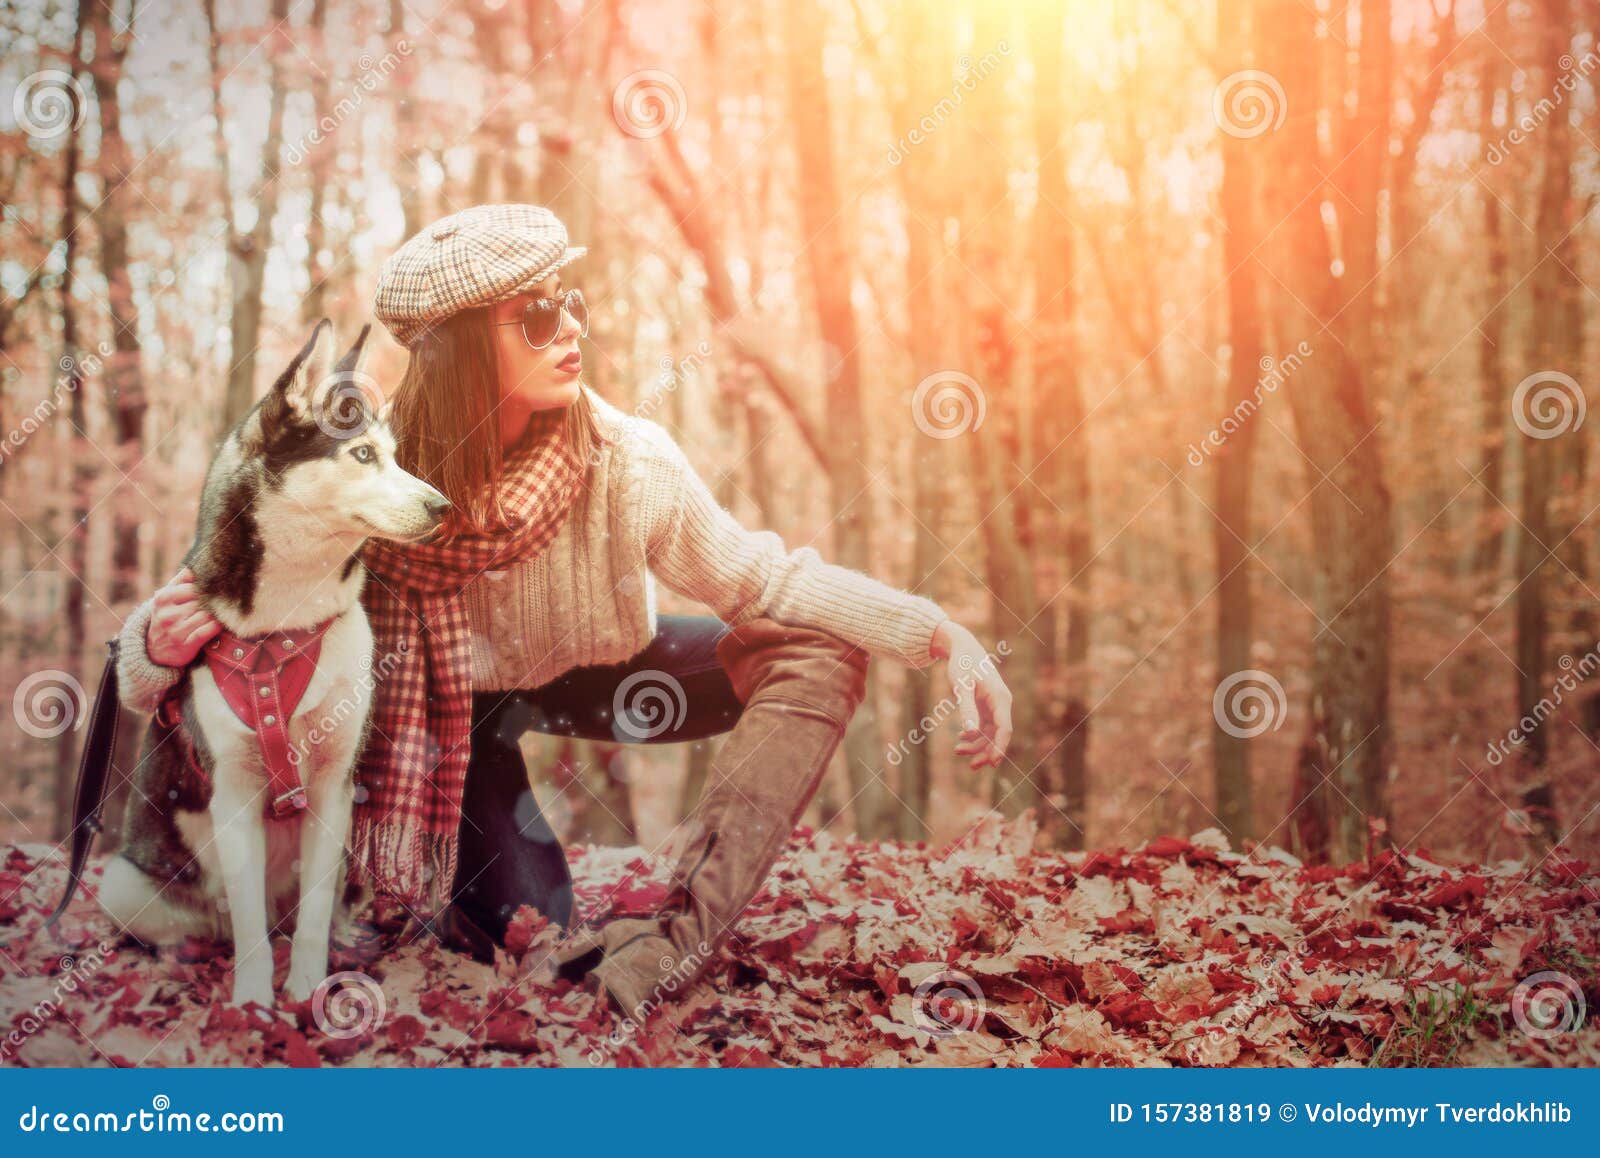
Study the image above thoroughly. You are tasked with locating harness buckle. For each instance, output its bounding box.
[270,787,309,819]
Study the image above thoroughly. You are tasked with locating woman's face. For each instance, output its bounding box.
[489,274,585,428]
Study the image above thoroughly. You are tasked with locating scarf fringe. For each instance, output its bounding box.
[350,417,581,917]
[349,809,459,916]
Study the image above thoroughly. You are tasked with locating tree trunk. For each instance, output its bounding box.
[1473,1,1510,577]
[1515,0,1577,848]
[1261,0,1395,864]
[645,129,828,466]
[87,0,148,847]
[55,4,88,839]
[211,0,292,429]
[468,0,525,204]
[894,52,936,846]
[950,7,1044,824]
[878,6,951,842]
[86,0,145,607]
[1029,0,1090,849]
[388,0,424,238]
[1211,0,1265,844]
[301,0,334,326]
[1336,0,1392,379]
[783,0,893,839]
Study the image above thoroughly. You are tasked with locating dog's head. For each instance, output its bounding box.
[250,319,451,545]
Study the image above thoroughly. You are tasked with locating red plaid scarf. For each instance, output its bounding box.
[352,408,583,913]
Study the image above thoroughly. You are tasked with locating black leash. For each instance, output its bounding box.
[42,637,123,931]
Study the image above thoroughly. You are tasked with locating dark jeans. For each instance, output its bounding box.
[451,615,740,942]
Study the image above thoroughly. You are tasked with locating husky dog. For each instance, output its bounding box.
[99,320,450,1007]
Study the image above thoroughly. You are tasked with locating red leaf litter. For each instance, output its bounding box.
[1,816,1596,1067]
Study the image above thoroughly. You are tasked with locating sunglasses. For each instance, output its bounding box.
[493,288,589,350]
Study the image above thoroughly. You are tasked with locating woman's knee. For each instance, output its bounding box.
[713,618,870,726]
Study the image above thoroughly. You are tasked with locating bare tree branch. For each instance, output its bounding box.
[643,129,828,465]
[1393,0,1461,191]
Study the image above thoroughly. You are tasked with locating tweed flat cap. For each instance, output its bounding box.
[373,204,588,347]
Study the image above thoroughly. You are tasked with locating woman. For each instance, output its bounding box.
[120,203,1013,1018]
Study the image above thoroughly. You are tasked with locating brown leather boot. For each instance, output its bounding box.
[557,617,870,1021]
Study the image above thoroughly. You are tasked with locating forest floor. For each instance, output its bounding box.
[1,815,1596,1068]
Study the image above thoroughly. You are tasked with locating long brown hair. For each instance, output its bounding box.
[388,306,611,535]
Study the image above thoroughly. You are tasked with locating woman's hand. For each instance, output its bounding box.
[929,620,1014,770]
[145,566,224,667]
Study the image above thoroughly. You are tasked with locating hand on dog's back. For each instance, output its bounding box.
[147,566,224,667]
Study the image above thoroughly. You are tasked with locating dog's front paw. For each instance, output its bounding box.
[230,971,274,1009]
[283,964,325,1004]
[285,937,332,1003]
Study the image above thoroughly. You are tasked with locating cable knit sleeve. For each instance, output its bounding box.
[639,428,949,668]
[115,596,185,713]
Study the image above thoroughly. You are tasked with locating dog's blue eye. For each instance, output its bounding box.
[351,445,376,464]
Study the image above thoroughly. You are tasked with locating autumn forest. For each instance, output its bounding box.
[0,0,1597,1068]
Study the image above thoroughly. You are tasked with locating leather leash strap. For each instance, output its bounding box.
[43,637,122,931]
[43,617,337,927]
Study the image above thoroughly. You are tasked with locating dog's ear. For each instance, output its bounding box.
[337,323,394,424]
[329,323,389,432]
[333,323,372,380]
[274,318,336,422]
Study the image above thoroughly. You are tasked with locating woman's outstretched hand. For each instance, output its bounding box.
[145,566,224,667]
[929,620,1014,770]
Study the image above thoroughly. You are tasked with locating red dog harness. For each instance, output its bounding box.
[158,619,335,819]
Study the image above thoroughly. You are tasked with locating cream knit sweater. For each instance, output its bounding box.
[115,387,949,713]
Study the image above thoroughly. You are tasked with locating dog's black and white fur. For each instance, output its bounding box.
[99,321,450,1007]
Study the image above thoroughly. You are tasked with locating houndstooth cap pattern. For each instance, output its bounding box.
[373,204,588,347]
